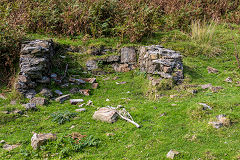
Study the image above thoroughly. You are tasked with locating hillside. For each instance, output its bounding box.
[1,1,240,159]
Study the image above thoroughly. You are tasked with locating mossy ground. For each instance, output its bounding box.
[0,23,240,159]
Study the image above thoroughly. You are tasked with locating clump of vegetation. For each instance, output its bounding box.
[54,134,100,158]
[50,111,77,124]
[190,20,221,56]
[0,1,25,85]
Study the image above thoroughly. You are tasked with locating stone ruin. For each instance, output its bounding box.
[139,45,183,84]
[86,45,184,84]
[15,40,54,98]
[15,40,183,98]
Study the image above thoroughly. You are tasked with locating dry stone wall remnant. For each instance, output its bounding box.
[15,40,54,98]
[139,45,184,84]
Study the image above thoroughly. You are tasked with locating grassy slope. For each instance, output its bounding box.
[0,23,240,159]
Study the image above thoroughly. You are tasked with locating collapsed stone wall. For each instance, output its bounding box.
[15,40,54,98]
[15,40,183,98]
[139,45,183,84]
[86,45,183,84]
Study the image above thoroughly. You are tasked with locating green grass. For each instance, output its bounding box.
[1,23,240,159]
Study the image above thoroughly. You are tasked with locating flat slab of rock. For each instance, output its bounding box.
[166,149,180,159]
[93,107,118,123]
[55,94,70,103]
[200,83,212,89]
[3,144,20,151]
[31,133,57,150]
[121,47,136,64]
[70,99,84,105]
[30,97,48,106]
[76,108,86,112]
[54,90,63,96]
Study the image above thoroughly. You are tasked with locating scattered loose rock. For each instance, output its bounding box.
[55,94,70,103]
[112,76,119,80]
[116,81,127,85]
[75,108,86,112]
[0,140,6,144]
[103,77,110,81]
[10,100,17,105]
[87,100,93,106]
[224,77,233,83]
[207,66,218,73]
[79,89,90,96]
[54,90,63,96]
[210,86,223,93]
[93,107,118,123]
[209,114,231,129]
[23,103,37,111]
[31,133,57,150]
[170,95,177,98]
[166,149,180,159]
[92,83,99,89]
[40,88,53,97]
[200,83,212,89]
[199,103,212,110]
[0,94,6,100]
[3,144,20,151]
[70,99,84,105]
[79,103,85,108]
[30,97,48,106]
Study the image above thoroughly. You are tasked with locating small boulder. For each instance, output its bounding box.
[79,89,90,96]
[166,150,180,159]
[93,107,118,123]
[31,133,57,150]
[55,94,70,103]
[25,89,36,99]
[0,140,5,144]
[86,60,98,71]
[70,99,84,105]
[69,88,79,94]
[54,90,63,96]
[0,94,7,100]
[224,77,233,83]
[75,108,86,112]
[209,114,231,129]
[112,76,119,80]
[30,97,48,106]
[207,66,218,73]
[200,83,212,89]
[92,83,99,89]
[10,100,17,105]
[40,88,53,98]
[210,86,223,93]
[23,103,37,111]
[199,103,212,110]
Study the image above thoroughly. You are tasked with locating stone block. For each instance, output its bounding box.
[93,107,118,123]
[120,47,136,64]
[30,97,48,106]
